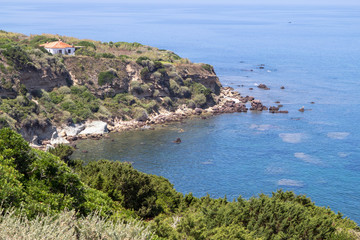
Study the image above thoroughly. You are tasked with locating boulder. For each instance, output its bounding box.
[195,108,203,115]
[258,84,270,90]
[61,123,85,137]
[79,121,109,135]
[251,99,265,111]
[50,131,70,145]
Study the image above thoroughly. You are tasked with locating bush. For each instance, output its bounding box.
[98,70,116,86]
[101,52,115,58]
[136,56,150,66]
[77,41,96,50]
[75,160,159,218]
[0,208,153,240]
[140,67,150,80]
[132,107,148,122]
[201,63,213,73]
[0,129,116,217]
[130,81,143,94]
[48,144,75,166]
[49,91,64,104]
[192,94,207,108]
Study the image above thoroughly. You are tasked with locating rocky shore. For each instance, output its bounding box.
[37,86,289,149]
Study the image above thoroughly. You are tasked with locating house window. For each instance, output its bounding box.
[68,49,71,54]
[59,50,62,54]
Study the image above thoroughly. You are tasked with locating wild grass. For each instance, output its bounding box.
[0,208,154,240]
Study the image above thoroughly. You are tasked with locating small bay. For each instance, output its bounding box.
[2,1,359,223]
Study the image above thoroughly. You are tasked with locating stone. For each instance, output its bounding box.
[195,108,203,114]
[50,131,70,145]
[79,121,109,135]
[258,84,270,90]
[280,86,285,89]
[173,138,182,144]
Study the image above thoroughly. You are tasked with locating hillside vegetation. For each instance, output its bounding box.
[0,128,359,239]
[0,31,221,139]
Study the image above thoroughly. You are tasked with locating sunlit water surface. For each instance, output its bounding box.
[1,2,359,223]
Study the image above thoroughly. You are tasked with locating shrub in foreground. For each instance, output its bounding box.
[0,208,153,240]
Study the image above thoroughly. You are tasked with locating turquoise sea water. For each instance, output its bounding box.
[1,2,360,223]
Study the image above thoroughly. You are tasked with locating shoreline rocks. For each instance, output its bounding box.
[33,86,294,149]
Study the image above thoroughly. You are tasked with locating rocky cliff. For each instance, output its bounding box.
[0,31,224,145]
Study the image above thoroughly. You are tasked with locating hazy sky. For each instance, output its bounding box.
[14,0,360,5]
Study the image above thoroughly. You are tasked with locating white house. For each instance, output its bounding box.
[40,40,75,55]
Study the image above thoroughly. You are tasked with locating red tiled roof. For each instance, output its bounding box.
[40,40,74,49]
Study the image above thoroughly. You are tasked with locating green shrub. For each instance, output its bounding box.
[169,79,180,95]
[98,70,116,86]
[101,52,115,58]
[136,56,150,66]
[130,81,143,94]
[75,160,159,218]
[0,63,7,73]
[1,44,31,70]
[0,128,116,217]
[28,35,58,47]
[192,94,207,108]
[49,91,64,104]
[140,67,150,79]
[0,208,154,240]
[48,144,75,166]
[132,107,148,122]
[201,64,213,73]
[77,41,96,50]
[162,97,172,107]
[75,47,96,57]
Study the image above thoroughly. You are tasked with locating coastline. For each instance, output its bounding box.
[39,86,288,149]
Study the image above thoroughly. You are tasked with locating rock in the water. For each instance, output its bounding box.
[258,84,270,90]
[79,121,109,135]
[280,86,285,89]
[251,99,265,111]
[173,138,182,144]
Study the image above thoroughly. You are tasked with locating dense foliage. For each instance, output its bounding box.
[0,128,114,217]
[0,128,359,239]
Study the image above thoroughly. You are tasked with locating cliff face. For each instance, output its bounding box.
[0,32,223,143]
[63,56,221,100]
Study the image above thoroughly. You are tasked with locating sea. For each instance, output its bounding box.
[1,1,359,223]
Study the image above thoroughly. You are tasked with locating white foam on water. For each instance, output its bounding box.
[250,124,273,131]
[278,179,304,187]
[265,167,285,174]
[294,152,322,165]
[279,133,306,143]
[201,161,214,165]
[338,152,350,158]
[327,132,350,140]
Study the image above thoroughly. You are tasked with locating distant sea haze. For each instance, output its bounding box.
[1,2,359,223]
